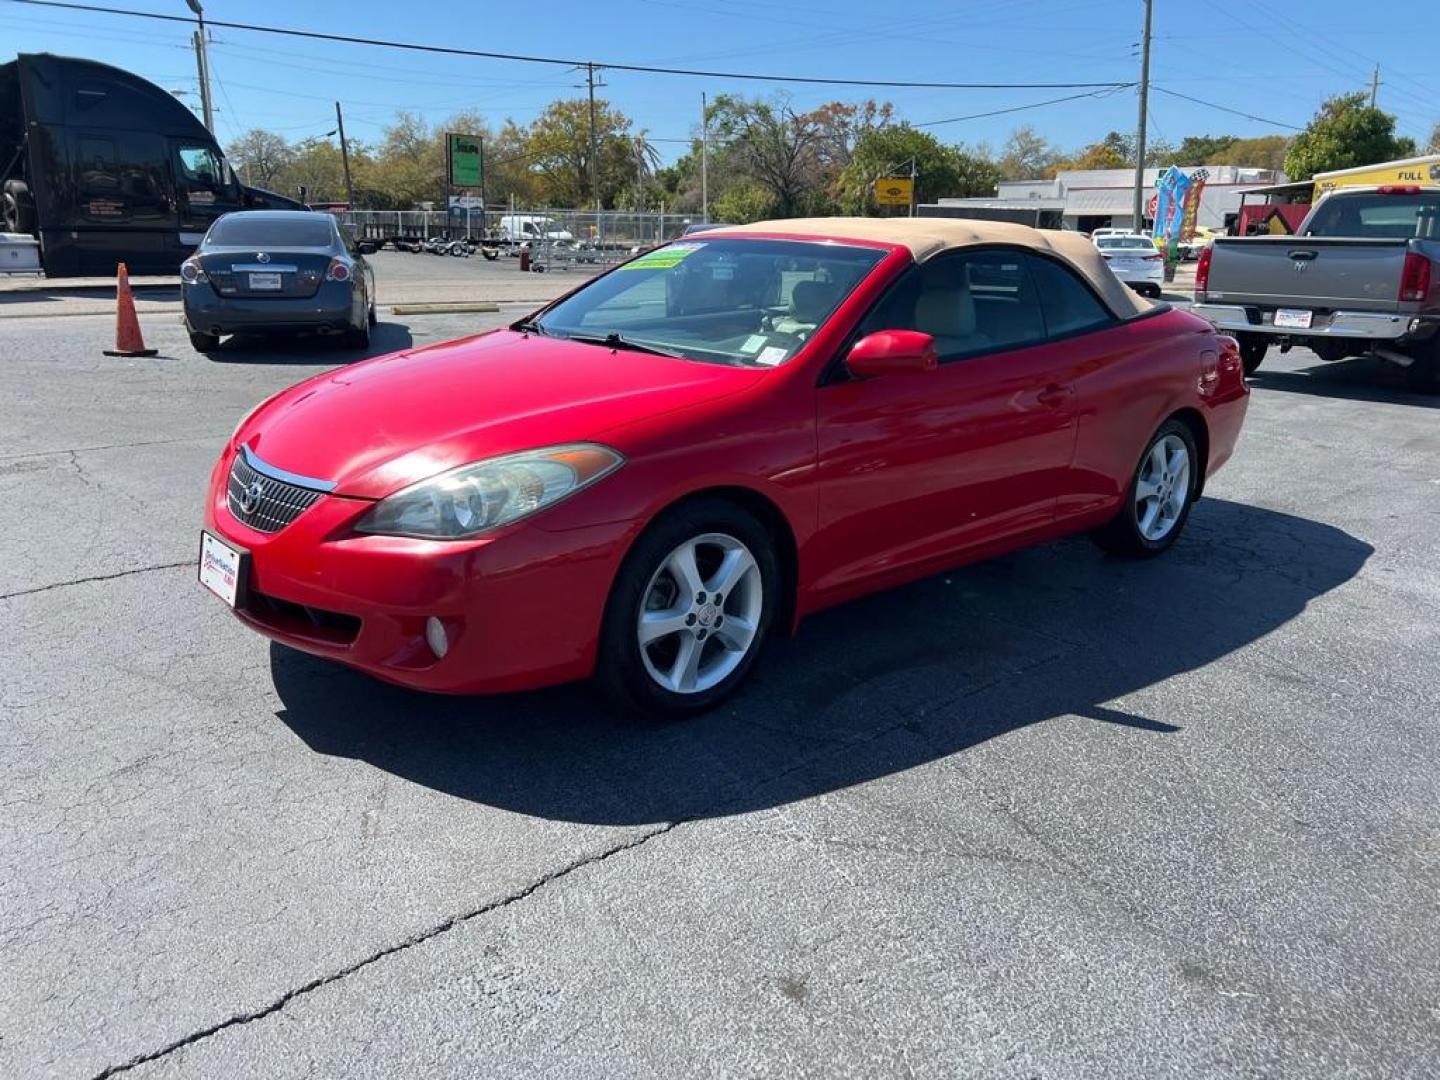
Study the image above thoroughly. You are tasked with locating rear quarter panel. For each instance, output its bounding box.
[1061,307,1242,521]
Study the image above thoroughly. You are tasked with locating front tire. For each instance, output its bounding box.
[1092,420,1200,558]
[596,499,779,719]
[2,179,36,235]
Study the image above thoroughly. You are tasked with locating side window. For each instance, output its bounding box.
[857,250,1047,361]
[1026,255,1115,337]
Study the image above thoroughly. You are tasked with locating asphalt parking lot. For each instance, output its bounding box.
[2,302,1438,1078]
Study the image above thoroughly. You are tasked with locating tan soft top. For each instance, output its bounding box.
[711,217,1155,319]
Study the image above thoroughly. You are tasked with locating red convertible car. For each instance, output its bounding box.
[200,218,1248,716]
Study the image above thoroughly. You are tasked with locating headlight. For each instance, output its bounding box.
[355,443,624,540]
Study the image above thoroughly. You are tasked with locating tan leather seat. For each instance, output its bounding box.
[914,281,987,356]
[770,279,838,336]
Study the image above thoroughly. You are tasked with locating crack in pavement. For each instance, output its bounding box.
[87,823,680,1079]
[0,436,218,463]
[0,562,192,602]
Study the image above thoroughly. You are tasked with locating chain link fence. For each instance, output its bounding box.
[339,208,700,269]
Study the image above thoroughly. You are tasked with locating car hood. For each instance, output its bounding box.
[239,330,768,499]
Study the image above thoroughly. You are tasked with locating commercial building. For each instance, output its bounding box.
[922,166,1283,233]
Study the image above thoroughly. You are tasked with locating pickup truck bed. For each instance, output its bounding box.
[1191,186,1440,391]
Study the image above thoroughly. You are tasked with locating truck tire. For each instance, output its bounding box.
[3,180,37,235]
[1236,333,1267,376]
[1405,341,1440,395]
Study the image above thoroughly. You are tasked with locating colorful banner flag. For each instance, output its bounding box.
[1180,170,1208,241]
[1151,166,1193,244]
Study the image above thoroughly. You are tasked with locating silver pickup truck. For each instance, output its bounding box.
[1192,185,1440,392]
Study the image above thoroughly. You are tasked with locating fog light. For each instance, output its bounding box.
[425,616,449,659]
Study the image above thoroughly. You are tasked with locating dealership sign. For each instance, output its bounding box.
[447,134,484,188]
[874,177,914,206]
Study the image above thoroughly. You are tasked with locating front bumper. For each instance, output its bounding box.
[202,450,637,694]
[1191,302,1430,342]
[184,281,356,336]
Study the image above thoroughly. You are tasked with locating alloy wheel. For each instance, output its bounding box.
[637,532,764,694]
[1134,433,1191,541]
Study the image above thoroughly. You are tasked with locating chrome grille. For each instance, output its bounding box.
[227,450,327,533]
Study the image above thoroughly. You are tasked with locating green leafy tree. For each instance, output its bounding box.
[1174,134,1238,164]
[1207,135,1289,171]
[998,125,1062,179]
[523,99,636,208]
[711,181,776,224]
[707,94,828,217]
[1284,93,1417,180]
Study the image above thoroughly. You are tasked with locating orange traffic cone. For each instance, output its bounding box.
[103,262,158,357]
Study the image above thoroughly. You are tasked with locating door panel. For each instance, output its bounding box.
[814,343,1076,595]
[172,141,242,240]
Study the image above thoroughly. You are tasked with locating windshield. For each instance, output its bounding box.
[530,238,885,367]
[207,215,335,247]
[1097,237,1156,250]
[1305,192,1440,239]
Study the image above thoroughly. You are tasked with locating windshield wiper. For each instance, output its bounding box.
[564,332,688,359]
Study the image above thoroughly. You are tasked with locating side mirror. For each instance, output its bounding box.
[845,330,938,378]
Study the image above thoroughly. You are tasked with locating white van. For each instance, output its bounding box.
[495,214,574,244]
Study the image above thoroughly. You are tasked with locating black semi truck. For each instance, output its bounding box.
[1,52,303,277]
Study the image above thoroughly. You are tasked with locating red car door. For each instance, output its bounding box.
[811,249,1079,599]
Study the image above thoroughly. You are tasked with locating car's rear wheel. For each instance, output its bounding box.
[343,314,370,350]
[1092,420,1200,558]
[188,329,220,353]
[596,499,778,719]
[1236,333,1267,375]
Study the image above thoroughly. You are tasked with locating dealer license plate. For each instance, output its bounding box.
[198,530,247,607]
[1274,308,1313,329]
[248,272,283,290]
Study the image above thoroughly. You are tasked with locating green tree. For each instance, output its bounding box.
[1284,93,1416,180]
[834,127,1000,214]
[998,125,1061,179]
[523,99,635,208]
[1174,134,1238,164]
[1427,121,1440,154]
[1207,134,1290,171]
[225,129,294,189]
[707,94,828,217]
[711,181,776,224]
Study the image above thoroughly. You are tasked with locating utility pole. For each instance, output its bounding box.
[701,91,709,223]
[586,62,601,213]
[1370,63,1381,108]
[909,157,918,218]
[334,101,355,209]
[1131,0,1153,231]
[185,0,215,135]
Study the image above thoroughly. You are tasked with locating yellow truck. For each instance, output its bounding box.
[1312,154,1440,200]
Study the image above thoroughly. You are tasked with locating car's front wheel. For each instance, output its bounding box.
[596,499,778,719]
[1092,420,1200,557]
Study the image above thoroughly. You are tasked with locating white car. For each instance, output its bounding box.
[1089,227,1131,241]
[1093,234,1165,298]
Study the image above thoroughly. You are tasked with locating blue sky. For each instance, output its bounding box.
[3,0,1436,162]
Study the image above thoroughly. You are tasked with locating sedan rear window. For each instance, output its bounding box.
[207,215,335,247]
[1097,237,1157,251]
[531,238,885,367]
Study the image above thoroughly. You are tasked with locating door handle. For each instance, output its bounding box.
[1036,384,1069,408]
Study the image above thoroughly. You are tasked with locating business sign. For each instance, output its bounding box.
[447,133,483,188]
[874,177,914,206]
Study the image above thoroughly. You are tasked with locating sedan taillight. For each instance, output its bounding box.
[1400,252,1431,302]
[325,258,352,283]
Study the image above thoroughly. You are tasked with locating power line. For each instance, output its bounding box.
[1152,87,1303,132]
[915,87,1132,128]
[4,0,1131,90]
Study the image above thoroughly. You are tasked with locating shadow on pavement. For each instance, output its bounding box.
[204,321,413,364]
[1250,354,1440,408]
[271,498,1370,826]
